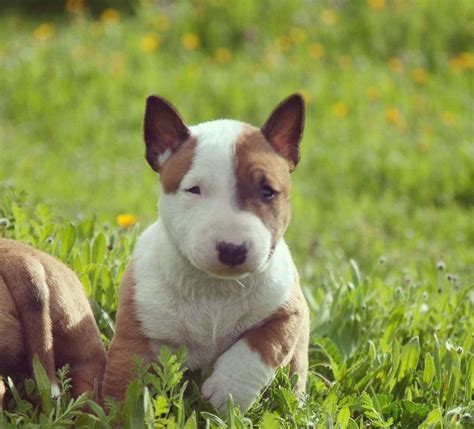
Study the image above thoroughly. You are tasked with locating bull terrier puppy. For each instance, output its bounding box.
[103,94,310,412]
[0,239,106,408]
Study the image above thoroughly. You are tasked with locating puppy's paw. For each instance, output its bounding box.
[51,383,60,399]
[201,340,274,413]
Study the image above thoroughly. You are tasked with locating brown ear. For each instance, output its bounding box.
[261,93,305,170]
[144,95,190,172]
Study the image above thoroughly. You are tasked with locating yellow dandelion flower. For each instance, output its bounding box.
[366,86,380,101]
[321,9,339,26]
[34,22,55,42]
[116,214,137,228]
[411,68,429,85]
[66,0,85,14]
[140,33,160,53]
[101,8,120,24]
[299,90,312,104]
[441,111,455,126]
[289,27,307,44]
[448,52,474,72]
[331,102,349,118]
[388,57,403,72]
[368,0,386,11]
[214,47,231,64]
[385,108,403,126]
[154,14,170,31]
[309,42,325,59]
[457,52,474,70]
[181,32,200,51]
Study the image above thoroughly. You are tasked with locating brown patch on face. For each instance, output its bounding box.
[235,126,292,249]
[159,137,197,194]
[102,262,155,400]
[244,275,309,394]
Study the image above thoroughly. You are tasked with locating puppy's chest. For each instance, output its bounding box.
[138,290,267,370]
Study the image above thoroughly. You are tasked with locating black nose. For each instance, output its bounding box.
[216,241,247,267]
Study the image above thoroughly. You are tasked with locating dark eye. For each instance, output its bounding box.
[261,185,276,201]
[185,186,201,195]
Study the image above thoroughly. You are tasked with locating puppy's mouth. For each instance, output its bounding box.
[187,254,255,280]
[191,259,252,280]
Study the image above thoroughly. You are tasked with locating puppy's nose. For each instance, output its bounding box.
[216,241,247,267]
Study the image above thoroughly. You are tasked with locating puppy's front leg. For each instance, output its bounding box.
[201,300,304,413]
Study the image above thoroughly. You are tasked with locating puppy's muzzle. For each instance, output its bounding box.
[216,241,248,267]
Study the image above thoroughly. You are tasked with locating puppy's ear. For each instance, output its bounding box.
[261,93,305,171]
[144,95,190,172]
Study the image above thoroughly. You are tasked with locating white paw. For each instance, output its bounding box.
[201,340,274,413]
[201,368,261,412]
[51,383,60,399]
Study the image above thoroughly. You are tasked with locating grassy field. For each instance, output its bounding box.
[0,0,473,427]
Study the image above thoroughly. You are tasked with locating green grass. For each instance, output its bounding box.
[0,0,473,427]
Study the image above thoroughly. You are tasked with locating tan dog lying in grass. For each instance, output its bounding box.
[0,238,106,409]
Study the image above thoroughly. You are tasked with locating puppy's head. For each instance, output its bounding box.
[144,94,304,279]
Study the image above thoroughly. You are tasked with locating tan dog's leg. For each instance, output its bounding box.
[45,264,107,401]
[52,312,107,400]
[2,258,59,394]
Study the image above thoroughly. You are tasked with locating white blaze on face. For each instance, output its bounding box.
[159,120,273,278]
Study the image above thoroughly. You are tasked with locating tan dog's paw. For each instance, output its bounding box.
[201,340,274,413]
[51,383,60,399]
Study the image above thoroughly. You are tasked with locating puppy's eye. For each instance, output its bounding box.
[185,186,201,195]
[261,185,277,201]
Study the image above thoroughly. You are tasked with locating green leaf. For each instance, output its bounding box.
[433,335,442,381]
[466,355,473,403]
[200,412,226,427]
[60,222,76,260]
[401,400,429,417]
[261,412,282,429]
[349,259,361,287]
[421,408,442,427]
[154,395,169,416]
[92,232,107,265]
[336,406,351,428]
[422,353,435,387]
[86,400,111,429]
[183,412,198,429]
[32,355,53,415]
[445,365,460,408]
[122,379,145,429]
[397,336,420,380]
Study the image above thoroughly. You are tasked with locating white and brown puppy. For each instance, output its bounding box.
[0,239,106,408]
[103,94,310,412]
